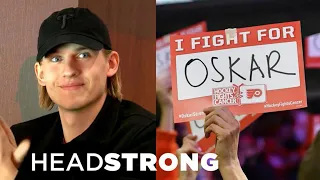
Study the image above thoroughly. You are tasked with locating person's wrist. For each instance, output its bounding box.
[159,108,174,131]
[218,157,241,171]
[160,103,173,111]
[218,158,248,180]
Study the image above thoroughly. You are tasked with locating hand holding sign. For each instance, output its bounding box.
[203,107,240,166]
[203,107,249,180]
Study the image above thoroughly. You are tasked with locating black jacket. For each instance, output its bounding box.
[11,96,156,180]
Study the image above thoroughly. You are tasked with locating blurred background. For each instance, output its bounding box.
[156,0,320,179]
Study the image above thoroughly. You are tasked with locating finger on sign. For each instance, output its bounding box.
[0,116,16,146]
[203,106,229,121]
[204,124,224,138]
[13,139,30,166]
[203,106,217,115]
[213,108,231,124]
[221,106,234,118]
[205,113,230,130]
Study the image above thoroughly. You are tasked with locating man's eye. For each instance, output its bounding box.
[78,52,90,59]
[51,56,61,62]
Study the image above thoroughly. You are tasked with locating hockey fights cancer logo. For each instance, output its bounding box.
[212,84,267,106]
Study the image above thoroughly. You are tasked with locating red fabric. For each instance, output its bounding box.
[156,128,179,180]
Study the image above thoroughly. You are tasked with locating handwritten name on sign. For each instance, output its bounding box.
[170,21,307,123]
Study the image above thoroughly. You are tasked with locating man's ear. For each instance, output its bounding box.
[106,51,120,77]
[34,62,46,86]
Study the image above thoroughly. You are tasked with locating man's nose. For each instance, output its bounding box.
[62,58,80,78]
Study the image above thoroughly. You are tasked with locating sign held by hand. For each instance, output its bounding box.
[170,21,307,123]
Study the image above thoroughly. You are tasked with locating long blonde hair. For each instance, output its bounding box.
[38,49,122,110]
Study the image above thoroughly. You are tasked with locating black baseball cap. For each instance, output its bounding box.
[36,7,112,61]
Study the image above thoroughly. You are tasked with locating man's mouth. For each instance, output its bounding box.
[60,83,84,90]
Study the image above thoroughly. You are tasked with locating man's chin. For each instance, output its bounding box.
[54,93,106,112]
[57,102,88,112]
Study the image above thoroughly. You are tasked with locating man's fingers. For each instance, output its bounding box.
[203,106,215,115]
[221,106,234,118]
[184,146,201,154]
[13,139,30,166]
[184,134,197,141]
[204,124,225,138]
[182,135,204,154]
[204,113,230,130]
[213,108,232,124]
[203,106,234,124]
[186,139,199,149]
[0,116,16,146]
[183,136,199,148]
[221,107,239,126]
[184,141,204,155]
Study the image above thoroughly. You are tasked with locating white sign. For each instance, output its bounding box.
[175,42,300,101]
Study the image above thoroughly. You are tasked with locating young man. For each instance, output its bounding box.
[0,7,155,179]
